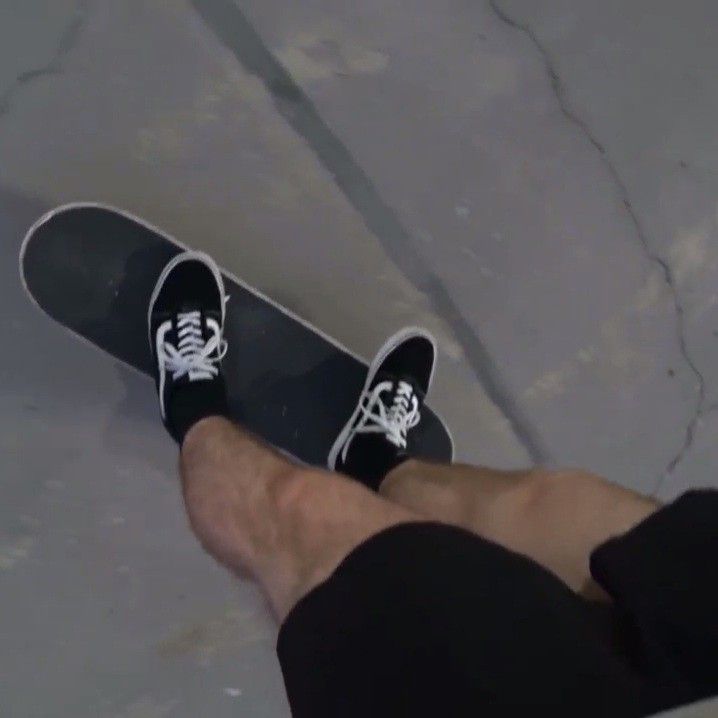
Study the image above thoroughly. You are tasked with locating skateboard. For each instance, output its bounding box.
[20,204,453,467]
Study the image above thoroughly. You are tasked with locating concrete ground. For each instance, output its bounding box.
[1,1,717,715]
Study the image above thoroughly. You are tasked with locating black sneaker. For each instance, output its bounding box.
[328,328,436,489]
[148,251,229,443]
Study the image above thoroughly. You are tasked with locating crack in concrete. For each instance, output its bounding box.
[487,0,706,490]
[0,0,91,119]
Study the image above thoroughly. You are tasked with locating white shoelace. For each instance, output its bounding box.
[159,311,227,381]
[341,380,420,462]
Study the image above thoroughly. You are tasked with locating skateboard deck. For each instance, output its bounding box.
[21,204,453,467]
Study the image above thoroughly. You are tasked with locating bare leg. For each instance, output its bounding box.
[180,416,418,621]
[379,460,660,598]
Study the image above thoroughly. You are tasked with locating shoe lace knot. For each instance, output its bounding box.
[160,310,227,381]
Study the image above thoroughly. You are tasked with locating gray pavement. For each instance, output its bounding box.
[1,1,717,715]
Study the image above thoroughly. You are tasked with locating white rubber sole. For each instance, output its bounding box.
[327,326,438,470]
[146,250,227,354]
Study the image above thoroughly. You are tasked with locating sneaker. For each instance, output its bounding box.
[148,251,228,442]
[328,327,436,489]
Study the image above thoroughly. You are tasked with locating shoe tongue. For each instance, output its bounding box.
[173,305,208,345]
[174,303,199,326]
[374,371,425,404]
[178,301,202,315]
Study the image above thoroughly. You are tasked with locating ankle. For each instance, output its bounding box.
[181,415,233,452]
[379,457,424,491]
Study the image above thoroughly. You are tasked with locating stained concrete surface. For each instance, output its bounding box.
[1,0,717,715]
